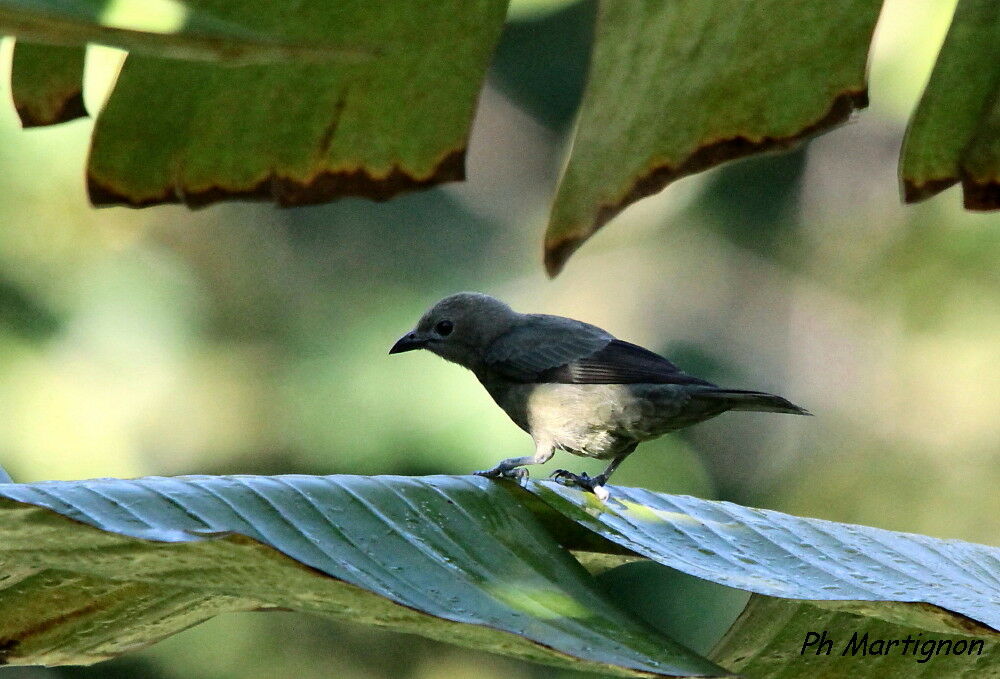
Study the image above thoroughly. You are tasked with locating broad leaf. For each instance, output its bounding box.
[544,0,883,275]
[86,0,509,207]
[900,0,1000,210]
[528,482,1000,634]
[2,474,998,677]
[0,475,725,677]
[10,41,86,126]
[0,0,368,64]
[711,595,998,678]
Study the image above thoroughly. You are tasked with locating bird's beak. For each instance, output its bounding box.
[389,331,427,355]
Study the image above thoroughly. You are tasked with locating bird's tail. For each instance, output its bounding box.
[695,389,811,415]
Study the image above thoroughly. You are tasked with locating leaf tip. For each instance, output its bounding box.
[16,92,88,129]
[901,176,958,205]
[543,236,577,277]
[545,87,869,275]
[961,178,1000,211]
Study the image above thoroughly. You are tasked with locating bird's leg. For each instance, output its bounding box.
[550,443,638,496]
[474,443,554,484]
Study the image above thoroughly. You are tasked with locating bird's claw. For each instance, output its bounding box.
[549,469,597,487]
[549,470,610,499]
[474,467,529,486]
[549,468,580,484]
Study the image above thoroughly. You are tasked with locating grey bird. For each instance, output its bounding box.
[389,292,809,495]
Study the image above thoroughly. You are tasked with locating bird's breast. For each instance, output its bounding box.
[524,383,632,458]
[479,376,705,458]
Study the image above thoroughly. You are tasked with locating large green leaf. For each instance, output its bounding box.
[543,0,883,275]
[0,474,724,677]
[2,474,997,677]
[86,0,509,207]
[10,41,86,126]
[0,0,368,63]
[527,482,1000,635]
[711,595,998,678]
[900,0,1000,210]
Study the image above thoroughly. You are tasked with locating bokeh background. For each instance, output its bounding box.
[1,0,997,677]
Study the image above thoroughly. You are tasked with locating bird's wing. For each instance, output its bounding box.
[538,339,716,385]
[483,314,614,382]
[484,315,715,386]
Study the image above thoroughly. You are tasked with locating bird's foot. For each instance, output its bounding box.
[549,470,610,500]
[474,466,528,485]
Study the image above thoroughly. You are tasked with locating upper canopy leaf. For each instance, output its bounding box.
[2,0,996,272]
[543,0,883,275]
[900,0,1000,210]
[85,0,509,207]
[10,41,86,126]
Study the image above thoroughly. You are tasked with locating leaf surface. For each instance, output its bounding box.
[528,482,1000,634]
[0,474,724,677]
[10,41,86,126]
[3,473,998,676]
[710,595,999,678]
[86,0,508,207]
[900,0,1000,210]
[544,0,883,275]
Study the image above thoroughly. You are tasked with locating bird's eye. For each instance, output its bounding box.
[435,320,454,336]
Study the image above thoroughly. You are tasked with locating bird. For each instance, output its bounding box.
[389,292,809,498]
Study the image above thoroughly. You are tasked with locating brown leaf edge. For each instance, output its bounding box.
[15,90,87,128]
[960,174,999,210]
[902,155,1000,211]
[906,171,1000,211]
[902,176,959,204]
[87,148,466,209]
[544,89,868,277]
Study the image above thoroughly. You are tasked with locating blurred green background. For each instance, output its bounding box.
[1,0,997,677]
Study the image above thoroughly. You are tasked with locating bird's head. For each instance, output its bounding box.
[389,292,520,369]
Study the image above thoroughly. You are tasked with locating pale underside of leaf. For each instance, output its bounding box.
[85,0,509,208]
[711,595,999,678]
[0,475,726,677]
[526,482,1000,635]
[2,474,998,677]
[544,0,884,275]
[900,0,1000,210]
[10,41,87,126]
